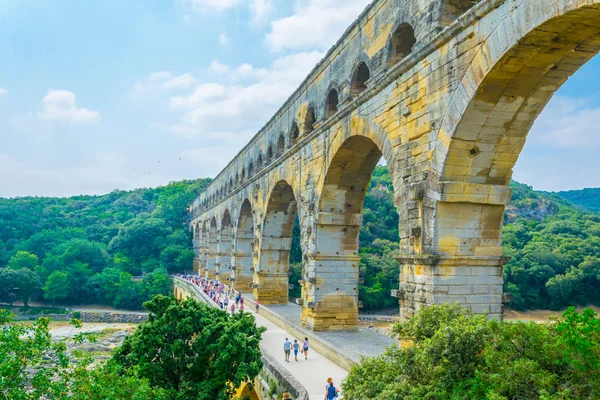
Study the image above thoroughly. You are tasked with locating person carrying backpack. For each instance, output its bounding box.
[324,377,340,400]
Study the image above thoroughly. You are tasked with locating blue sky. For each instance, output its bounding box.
[0,0,599,197]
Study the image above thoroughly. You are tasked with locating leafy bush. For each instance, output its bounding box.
[343,304,600,400]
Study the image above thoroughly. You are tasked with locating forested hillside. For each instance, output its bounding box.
[1,166,598,313]
[557,187,600,213]
[0,179,210,309]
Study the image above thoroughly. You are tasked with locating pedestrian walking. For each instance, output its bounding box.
[325,378,340,400]
[302,337,309,360]
[240,301,244,313]
[230,302,236,315]
[293,339,300,361]
[255,300,260,313]
[283,337,292,363]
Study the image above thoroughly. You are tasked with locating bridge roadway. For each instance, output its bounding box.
[174,277,356,400]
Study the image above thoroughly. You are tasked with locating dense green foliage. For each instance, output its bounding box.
[558,187,600,213]
[0,310,166,399]
[343,304,600,399]
[503,182,600,310]
[0,179,210,309]
[114,295,265,400]
[356,166,401,311]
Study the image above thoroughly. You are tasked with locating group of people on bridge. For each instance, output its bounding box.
[175,274,342,400]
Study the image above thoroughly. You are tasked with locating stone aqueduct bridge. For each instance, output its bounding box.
[189,0,600,331]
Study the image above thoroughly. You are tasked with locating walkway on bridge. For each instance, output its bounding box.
[176,276,369,400]
[250,302,348,400]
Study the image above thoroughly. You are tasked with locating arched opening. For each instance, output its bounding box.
[440,0,475,27]
[303,107,316,135]
[350,62,370,95]
[199,221,209,277]
[289,122,300,146]
[388,23,416,67]
[218,210,233,281]
[326,89,339,118]
[248,162,254,178]
[255,181,298,304]
[207,217,218,279]
[234,199,254,291]
[241,168,246,182]
[267,145,274,164]
[235,173,239,186]
[193,223,201,274]
[257,154,263,172]
[302,135,399,331]
[277,134,285,156]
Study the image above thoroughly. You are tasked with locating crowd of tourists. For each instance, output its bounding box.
[175,274,342,400]
[176,274,255,315]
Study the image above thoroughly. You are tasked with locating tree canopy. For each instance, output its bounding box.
[0,179,210,309]
[343,304,600,399]
[113,295,265,400]
[0,309,166,399]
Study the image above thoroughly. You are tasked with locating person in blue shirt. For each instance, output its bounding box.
[325,378,340,400]
[283,337,292,363]
[292,339,300,361]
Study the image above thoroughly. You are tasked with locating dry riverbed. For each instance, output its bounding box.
[41,321,138,360]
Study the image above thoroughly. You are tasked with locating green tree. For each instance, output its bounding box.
[113,295,265,399]
[8,250,39,270]
[142,268,171,299]
[114,272,144,309]
[43,270,70,307]
[15,268,41,308]
[0,310,166,399]
[0,268,19,305]
[343,304,600,400]
[92,267,122,305]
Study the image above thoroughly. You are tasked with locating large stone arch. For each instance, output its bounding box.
[302,117,400,331]
[234,199,255,291]
[316,116,399,197]
[199,220,209,277]
[192,222,201,274]
[412,0,600,322]
[207,217,218,279]
[218,209,233,281]
[254,180,298,304]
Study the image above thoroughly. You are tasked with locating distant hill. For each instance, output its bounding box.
[0,178,211,309]
[556,188,600,213]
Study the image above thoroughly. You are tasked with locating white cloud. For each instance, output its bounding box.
[249,0,273,24]
[207,61,268,81]
[266,0,371,52]
[188,0,241,12]
[0,88,7,96]
[219,32,229,46]
[38,90,100,124]
[529,95,600,148]
[166,51,324,137]
[0,152,142,197]
[170,83,227,109]
[184,0,273,25]
[131,72,197,97]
